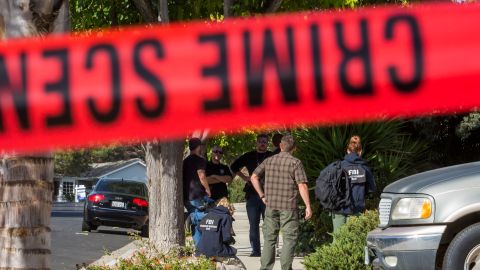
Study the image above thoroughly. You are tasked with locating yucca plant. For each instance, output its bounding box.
[292,120,429,191]
[292,120,430,253]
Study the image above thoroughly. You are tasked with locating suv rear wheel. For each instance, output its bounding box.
[443,223,480,270]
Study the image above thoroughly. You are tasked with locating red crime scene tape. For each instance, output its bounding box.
[0,3,479,152]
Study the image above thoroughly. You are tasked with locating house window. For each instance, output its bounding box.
[62,181,74,196]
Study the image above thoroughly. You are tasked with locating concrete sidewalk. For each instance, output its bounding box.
[91,202,305,269]
[233,203,305,270]
[52,202,84,211]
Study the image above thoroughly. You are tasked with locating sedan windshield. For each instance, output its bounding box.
[95,180,146,197]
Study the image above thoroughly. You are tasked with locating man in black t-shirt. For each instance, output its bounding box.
[206,146,233,200]
[230,134,273,257]
[183,137,212,248]
[271,133,283,155]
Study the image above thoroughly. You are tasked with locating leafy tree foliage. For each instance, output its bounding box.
[409,115,480,167]
[456,112,480,139]
[54,149,91,176]
[168,0,224,21]
[70,0,142,30]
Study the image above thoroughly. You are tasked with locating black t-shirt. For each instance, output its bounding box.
[230,150,273,198]
[183,154,207,201]
[206,161,233,200]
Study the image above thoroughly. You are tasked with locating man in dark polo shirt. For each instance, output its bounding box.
[230,134,273,257]
[271,133,283,155]
[206,145,233,200]
[183,137,212,248]
[251,134,312,270]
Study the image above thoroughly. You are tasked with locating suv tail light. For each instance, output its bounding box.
[88,194,105,203]
[133,198,148,207]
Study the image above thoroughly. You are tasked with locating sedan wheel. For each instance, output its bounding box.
[81,220,91,232]
[82,220,98,232]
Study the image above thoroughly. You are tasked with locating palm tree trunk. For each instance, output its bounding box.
[0,0,68,268]
[0,156,54,269]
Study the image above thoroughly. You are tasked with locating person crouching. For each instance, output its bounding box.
[196,198,246,269]
[196,197,236,258]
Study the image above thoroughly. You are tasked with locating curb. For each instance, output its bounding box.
[89,240,142,268]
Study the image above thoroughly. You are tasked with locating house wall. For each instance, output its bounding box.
[54,162,147,202]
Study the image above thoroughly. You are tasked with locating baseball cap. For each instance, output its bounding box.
[188,138,204,150]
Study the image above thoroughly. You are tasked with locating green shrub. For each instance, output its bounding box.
[228,177,245,203]
[304,210,379,270]
[86,246,216,270]
[295,202,332,255]
[64,193,75,202]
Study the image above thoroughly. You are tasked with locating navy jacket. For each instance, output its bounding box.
[339,153,376,215]
[196,206,237,258]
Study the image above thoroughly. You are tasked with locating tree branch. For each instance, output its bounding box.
[132,0,157,23]
[110,3,118,26]
[52,0,70,33]
[265,0,283,13]
[158,0,169,23]
[224,0,234,18]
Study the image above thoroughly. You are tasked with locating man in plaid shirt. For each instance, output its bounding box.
[251,134,312,270]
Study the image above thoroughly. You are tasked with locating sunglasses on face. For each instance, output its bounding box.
[213,150,223,154]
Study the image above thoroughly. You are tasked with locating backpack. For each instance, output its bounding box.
[315,160,353,211]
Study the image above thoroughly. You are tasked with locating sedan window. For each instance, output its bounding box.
[96,180,146,197]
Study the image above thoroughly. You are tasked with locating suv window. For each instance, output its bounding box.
[95,180,147,197]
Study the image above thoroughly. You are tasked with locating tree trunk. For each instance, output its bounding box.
[0,156,54,269]
[142,0,187,253]
[0,0,68,268]
[146,141,185,252]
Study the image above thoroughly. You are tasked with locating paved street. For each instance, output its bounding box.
[51,204,135,270]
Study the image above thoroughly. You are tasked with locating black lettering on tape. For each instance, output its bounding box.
[310,24,325,100]
[14,53,30,130]
[133,39,167,118]
[199,33,231,112]
[86,44,121,123]
[335,19,373,95]
[0,55,9,131]
[385,14,423,92]
[244,27,298,107]
[43,48,72,127]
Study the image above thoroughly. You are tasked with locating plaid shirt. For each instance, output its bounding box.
[253,152,308,210]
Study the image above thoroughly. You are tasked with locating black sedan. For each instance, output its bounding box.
[82,178,149,237]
